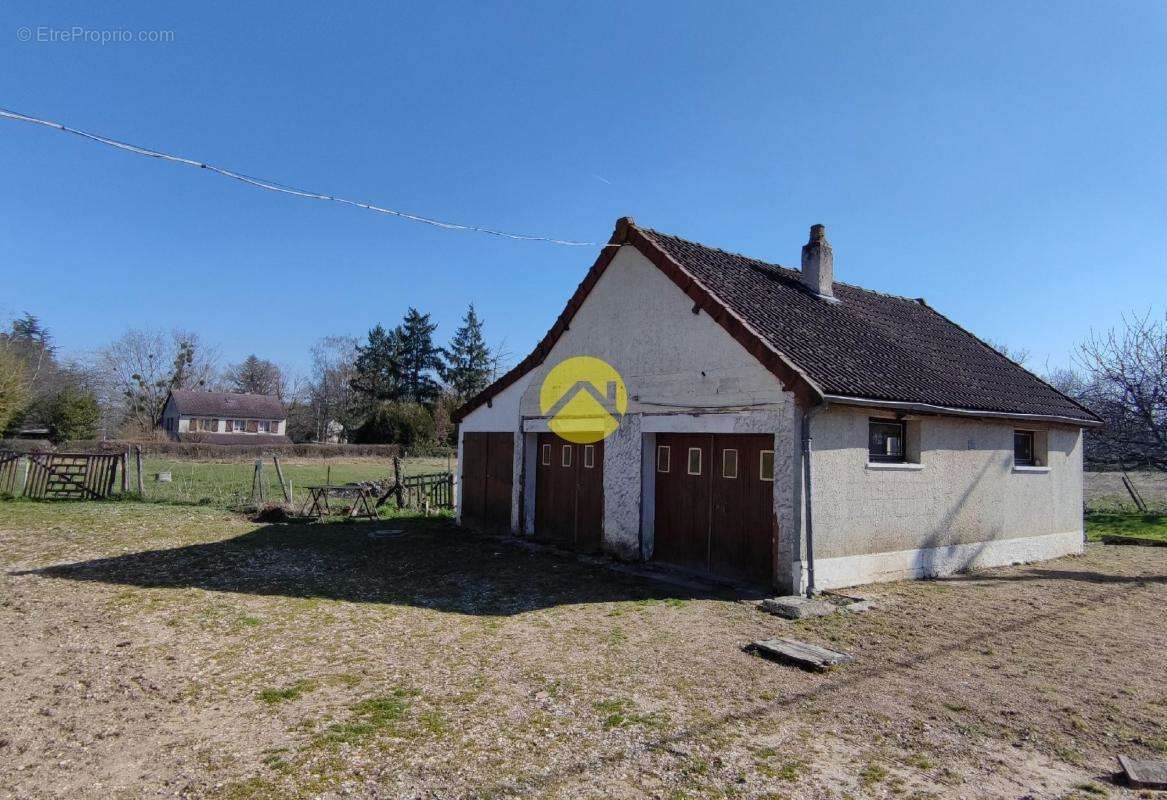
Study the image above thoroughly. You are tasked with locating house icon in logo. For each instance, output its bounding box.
[539,356,627,444]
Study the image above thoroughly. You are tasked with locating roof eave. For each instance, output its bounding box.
[819,394,1103,428]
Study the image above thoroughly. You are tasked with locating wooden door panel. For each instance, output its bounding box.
[653,433,712,572]
[655,433,775,586]
[535,433,573,547]
[709,434,774,585]
[534,434,604,552]
[484,432,514,526]
[576,441,604,553]
[461,432,488,525]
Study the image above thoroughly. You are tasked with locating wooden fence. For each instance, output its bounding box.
[0,451,23,494]
[400,472,455,510]
[0,450,125,500]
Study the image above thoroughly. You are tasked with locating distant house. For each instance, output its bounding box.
[159,390,290,444]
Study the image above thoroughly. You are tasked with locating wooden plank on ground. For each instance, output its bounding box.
[749,637,854,671]
[1119,756,1167,789]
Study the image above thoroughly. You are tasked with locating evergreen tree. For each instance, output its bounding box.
[396,308,443,407]
[225,354,284,397]
[0,343,27,435]
[350,324,403,406]
[45,386,101,443]
[442,304,492,401]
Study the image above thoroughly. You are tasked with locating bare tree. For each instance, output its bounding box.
[1076,312,1167,470]
[308,335,359,442]
[986,338,1030,366]
[97,329,220,436]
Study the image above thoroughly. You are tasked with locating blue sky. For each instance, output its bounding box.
[2,1,1164,379]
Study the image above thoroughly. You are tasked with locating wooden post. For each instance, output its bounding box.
[447,472,455,509]
[325,462,332,486]
[252,459,267,504]
[134,446,145,496]
[121,448,129,494]
[273,454,291,504]
[393,456,404,509]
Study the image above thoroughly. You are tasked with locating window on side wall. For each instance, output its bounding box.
[561,445,572,468]
[541,443,551,465]
[583,444,595,469]
[687,447,702,476]
[868,419,906,463]
[1014,430,1036,467]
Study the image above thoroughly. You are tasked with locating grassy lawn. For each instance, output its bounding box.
[131,455,453,509]
[2,501,1166,799]
[1085,511,1167,544]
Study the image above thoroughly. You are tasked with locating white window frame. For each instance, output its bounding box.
[232,419,245,432]
[687,447,702,476]
[759,450,774,482]
[722,448,738,479]
[561,445,572,467]
[657,445,670,473]
[583,444,595,469]
[541,443,551,465]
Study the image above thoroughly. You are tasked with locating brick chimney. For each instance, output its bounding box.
[800,224,837,301]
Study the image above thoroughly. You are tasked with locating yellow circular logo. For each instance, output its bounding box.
[539,356,627,444]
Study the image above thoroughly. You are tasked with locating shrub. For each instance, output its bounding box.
[353,402,435,446]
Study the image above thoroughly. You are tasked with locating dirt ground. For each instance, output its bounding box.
[1,502,1165,800]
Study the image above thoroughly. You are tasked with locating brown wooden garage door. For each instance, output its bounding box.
[653,433,775,586]
[460,432,514,529]
[534,432,603,553]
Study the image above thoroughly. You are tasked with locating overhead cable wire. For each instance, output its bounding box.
[0,106,597,246]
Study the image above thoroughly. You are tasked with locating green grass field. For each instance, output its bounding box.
[1084,511,1167,544]
[134,456,453,510]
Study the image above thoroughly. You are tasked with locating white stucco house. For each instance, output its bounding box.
[159,390,290,444]
[453,218,1101,594]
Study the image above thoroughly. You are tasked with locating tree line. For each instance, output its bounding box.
[1,307,1163,468]
[0,304,500,446]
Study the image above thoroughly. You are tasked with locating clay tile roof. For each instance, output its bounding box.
[455,218,1100,425]
[167,390,285,419]
[638,227,1098,423]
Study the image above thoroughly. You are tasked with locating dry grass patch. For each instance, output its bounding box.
[1,501,1165,799]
